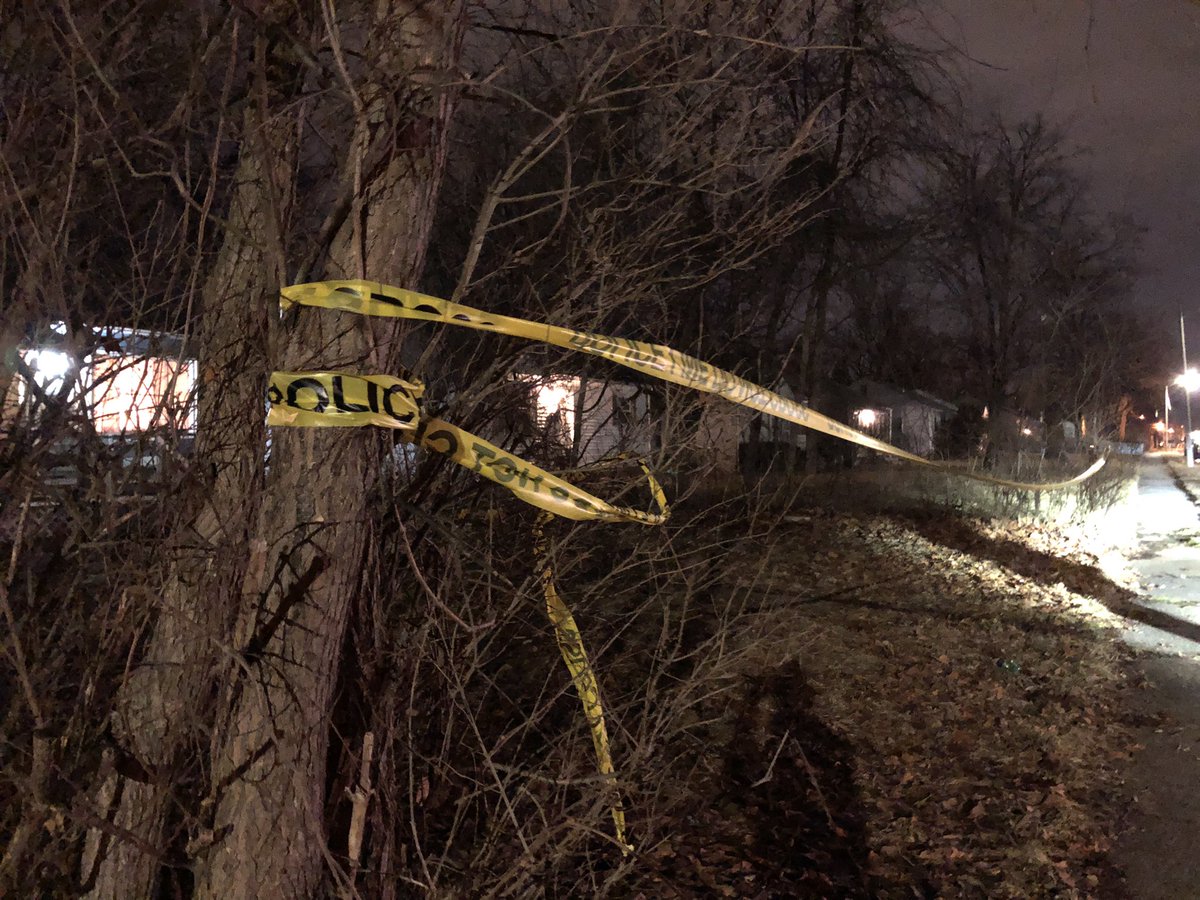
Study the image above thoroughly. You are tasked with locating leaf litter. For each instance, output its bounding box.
[623,506,1139,898]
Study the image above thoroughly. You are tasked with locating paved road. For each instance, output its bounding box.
[1114,455,1200,899]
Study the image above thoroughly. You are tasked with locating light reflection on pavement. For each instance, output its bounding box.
[1125,453,1200,655]
[1114,452,1200,899]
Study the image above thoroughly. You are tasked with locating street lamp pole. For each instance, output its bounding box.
[1183,309,1195,467]
[1165,384,1171,450]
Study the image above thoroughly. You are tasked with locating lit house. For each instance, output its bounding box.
[850,382,958,457]
[511,373,747,471]
[2,324,196,479]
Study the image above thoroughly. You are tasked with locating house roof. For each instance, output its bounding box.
[908,389,958,415]
[854,380,957,415]
[27,322,189,359]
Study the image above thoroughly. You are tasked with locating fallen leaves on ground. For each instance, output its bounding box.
[637,507,1138,897]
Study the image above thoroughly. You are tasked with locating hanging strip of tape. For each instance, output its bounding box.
[533,513,632,855]
[267,370,647,849]
[278,280,1106,492]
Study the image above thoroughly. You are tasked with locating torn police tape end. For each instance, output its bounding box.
[534,513,632,855]
[267,371,668,524]
[278,280,1106,493]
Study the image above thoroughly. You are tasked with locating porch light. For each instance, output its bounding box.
[26,349,71,386]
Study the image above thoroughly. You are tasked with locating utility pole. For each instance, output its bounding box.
[1165,384,1171,451]
[1183,309,1195,467]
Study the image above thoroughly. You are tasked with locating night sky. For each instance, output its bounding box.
[930,1,1200,332]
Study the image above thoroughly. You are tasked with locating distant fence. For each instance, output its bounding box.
[1096,440,1145,456]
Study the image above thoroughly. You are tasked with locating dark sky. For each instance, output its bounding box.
[930,0,1200,331]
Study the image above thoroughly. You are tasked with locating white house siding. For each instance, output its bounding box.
[509,374,737,468]
[897,401,941,457]
[853,385,957,459]
[739,382,805,452]
[574,379,655,464]
[576,382,757,472]
[2,349,197,437]
[85,355,197,435]
[693,397,750,472]
[514,374,768,472]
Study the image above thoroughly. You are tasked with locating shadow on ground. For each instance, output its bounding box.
[630,660,929,898]
[903,514,1200,646]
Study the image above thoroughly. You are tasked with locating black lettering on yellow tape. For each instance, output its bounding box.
[533,513,632,855]
[416,418,665,524]
[269,386,666,525]
[267,372,421,430]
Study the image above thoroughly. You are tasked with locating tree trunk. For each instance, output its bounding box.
[195,5,462,896]
[800,0,861,474]
[800,225,836,474]
[84,4,462,896]
[83,105,285,899]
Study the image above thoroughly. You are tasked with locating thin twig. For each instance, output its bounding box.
[750,728,790,788]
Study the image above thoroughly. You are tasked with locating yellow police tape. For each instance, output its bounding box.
[270,279,1106,855]
[533,513,632,855]
[279,279,1106,491]
[267,372,652,849]
[267,372,668,524]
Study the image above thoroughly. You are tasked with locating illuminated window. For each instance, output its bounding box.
[85,356,197,434]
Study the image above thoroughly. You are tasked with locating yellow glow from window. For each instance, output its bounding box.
[87,357,196,434]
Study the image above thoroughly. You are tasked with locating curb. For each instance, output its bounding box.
[1166,460,1200,507]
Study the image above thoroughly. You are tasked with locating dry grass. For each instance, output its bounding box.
[402,466,1142,897]
[0,455,1142,897]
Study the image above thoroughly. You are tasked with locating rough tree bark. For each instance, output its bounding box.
[195,4,463,897]
[83,97,285,898]
[85,3,463,897]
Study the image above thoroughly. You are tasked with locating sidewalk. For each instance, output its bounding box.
[1119,453,1200,655]
[1113,453,1200,899]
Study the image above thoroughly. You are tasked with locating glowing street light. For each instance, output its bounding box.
[27,349,71,384]
[1176,364,1200,464]
[24,348,73,394]
[1176,368,1200,393]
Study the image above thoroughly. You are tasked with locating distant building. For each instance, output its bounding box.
[3,324,195,436]
[850,381,958,457]
[1,324,196,484]
[511,373,749,471]
[510,373,962,476]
